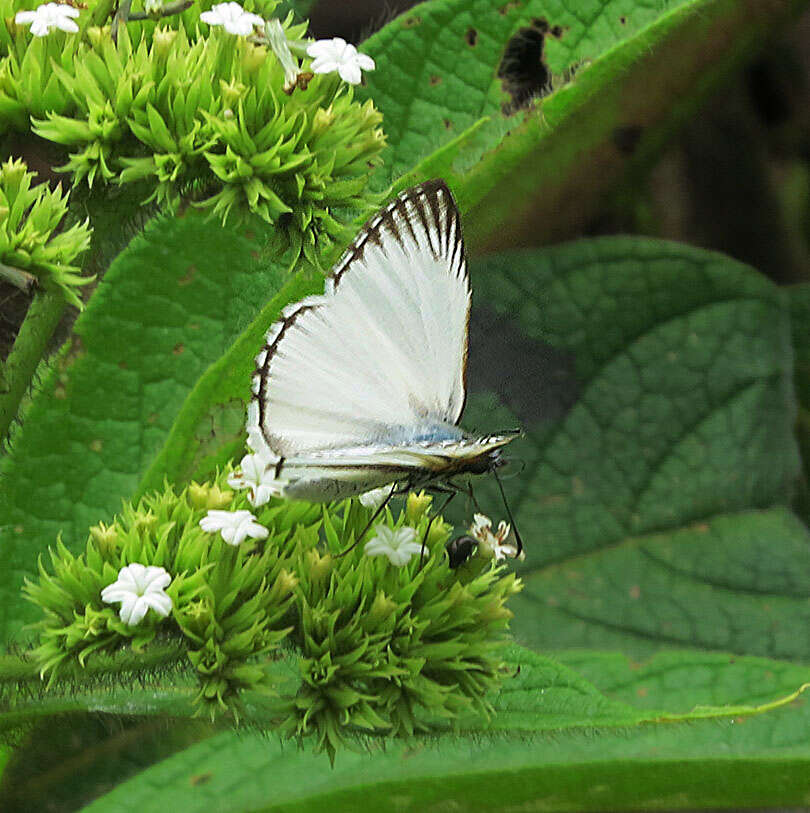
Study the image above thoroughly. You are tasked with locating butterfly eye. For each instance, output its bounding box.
[446,535,478,568]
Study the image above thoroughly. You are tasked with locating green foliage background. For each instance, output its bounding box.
[2,0,810,809]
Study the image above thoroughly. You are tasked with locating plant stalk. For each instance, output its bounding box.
[0,288,65,444]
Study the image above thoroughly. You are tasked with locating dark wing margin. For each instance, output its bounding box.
[331,179,467,289]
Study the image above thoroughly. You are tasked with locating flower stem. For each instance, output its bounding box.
[0,262,36,294]
[0,288,66,444]
[110,0,132,42]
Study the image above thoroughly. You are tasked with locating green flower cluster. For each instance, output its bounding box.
[0,157,92,307]
[26,472,522,759]
[287,498,522,760]
[25,478,318,707]
[0,0,385,255]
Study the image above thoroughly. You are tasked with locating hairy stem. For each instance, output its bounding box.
[0,288,65,444]
[0,642,188,684]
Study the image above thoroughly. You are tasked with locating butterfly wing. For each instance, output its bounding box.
[248,180,470,462]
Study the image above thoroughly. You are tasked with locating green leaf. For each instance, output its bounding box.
[788,282,810,520]
[76,646,810,812]
[0,213,287,643]
[461,237,804,658]
[360,0,805,249]
[134,267,321,494]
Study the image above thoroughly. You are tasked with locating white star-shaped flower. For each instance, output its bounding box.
[469,513,523,561]
[199,509,269,546]
[364,525,422,567]
[306,37,375,85]
[200,2,263,36]
[100,564,173,627]
[228,453,282,507]
[15,3,79,36]
[358,485,391,512]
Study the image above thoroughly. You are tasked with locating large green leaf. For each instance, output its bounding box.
[77,646,810,812]
[789,282,810,520]
[461,237,804,658]
[359,0,805,249]
[0,213,288,642]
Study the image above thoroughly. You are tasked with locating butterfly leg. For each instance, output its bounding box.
[334,481,405,558]
[418,490,458,569]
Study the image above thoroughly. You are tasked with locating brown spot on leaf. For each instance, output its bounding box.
[401,14,421,27]
[443,118,453,129]
[620,15,627,24]
[190,773,212,786]
[499,0,521,13]
[173,343,184,355]
[636,686,648,698]
[465,28,477,46]
[178,265,196,286]
[629,585,641,600]
[90,439,103,453]
[429,75,442,86]
[613,125,643,155]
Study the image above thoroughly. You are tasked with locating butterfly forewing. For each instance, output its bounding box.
[249,180,470,461]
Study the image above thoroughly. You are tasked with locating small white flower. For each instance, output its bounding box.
[200,2,263,36]
[199,509,269,546]
[359,486,391,512]
[469,513,523,561]
[306,37,375,85]
[15,3,79,37]
[101,564,173,627]
[228,453,282,507]
[364,525,422,567]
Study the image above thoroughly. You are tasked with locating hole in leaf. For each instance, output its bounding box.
[498,25,552,112]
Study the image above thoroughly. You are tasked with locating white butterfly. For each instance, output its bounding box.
[246,179,519,535]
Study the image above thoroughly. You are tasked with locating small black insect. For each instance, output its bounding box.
[446,535,478,568]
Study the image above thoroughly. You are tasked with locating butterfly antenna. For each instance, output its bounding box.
[419,490,457,568]
[335,482,398,558]
[493,468,524,557]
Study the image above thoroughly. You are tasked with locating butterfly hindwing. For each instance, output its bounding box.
[248,180,470,461]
